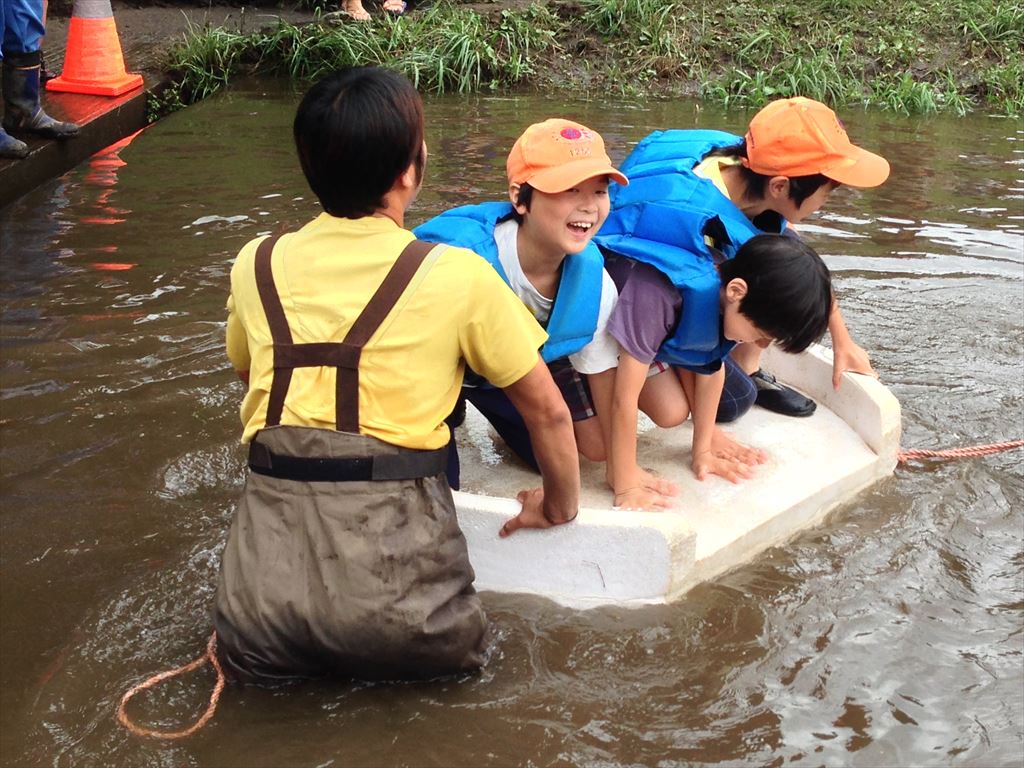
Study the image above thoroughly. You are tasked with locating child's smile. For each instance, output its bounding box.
[519,176,611,259]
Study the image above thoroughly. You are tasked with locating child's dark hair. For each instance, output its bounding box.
[718,233,832,354]
[706,140,834,207]
[510,182,534,223]
[293,66,426,218]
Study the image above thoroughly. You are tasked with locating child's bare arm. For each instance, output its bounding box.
[586,367,616,464]
[609,354,675,509]
[690,367,723,460]
[609,355,647,495]
[678,367,762,483]
[828,300,876,389]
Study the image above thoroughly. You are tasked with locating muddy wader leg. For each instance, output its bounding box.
[2,50,78,140]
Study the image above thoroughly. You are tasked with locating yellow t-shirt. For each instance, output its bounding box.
[692,154,739,199]
[226,213,548,449]
[693,155,742,247]
[693,154,796,239]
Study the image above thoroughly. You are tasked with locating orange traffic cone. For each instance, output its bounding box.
[46,0,143,97]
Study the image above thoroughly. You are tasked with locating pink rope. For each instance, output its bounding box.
[897,439,1024,464]
[117,631,225,740]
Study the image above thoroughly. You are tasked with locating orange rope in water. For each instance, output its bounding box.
[117,631,225,740]
[897,439,1024,465]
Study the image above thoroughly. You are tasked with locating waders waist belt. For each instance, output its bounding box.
[248,442,448,482]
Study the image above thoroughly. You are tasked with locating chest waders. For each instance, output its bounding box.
[213,236,488,684]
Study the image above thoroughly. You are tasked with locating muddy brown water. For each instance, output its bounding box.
[1,82,1022,767]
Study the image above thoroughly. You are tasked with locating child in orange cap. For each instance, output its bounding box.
[605,97,889,423]
[593,97,890,508]
[711,97,889,416]
[416,119,628,488]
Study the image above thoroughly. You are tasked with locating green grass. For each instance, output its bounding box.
[153,1,556,112]
[153,0,1024,119]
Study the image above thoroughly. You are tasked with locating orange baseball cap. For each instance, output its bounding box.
[744,97,890,188]
[507,119,628,193]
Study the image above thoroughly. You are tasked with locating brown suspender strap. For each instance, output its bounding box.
[334,238,435,432]
[253,235,437,432]
[254,235,293,428]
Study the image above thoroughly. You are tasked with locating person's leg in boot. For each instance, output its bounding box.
[0,4,29,157]
[1,0,26,157]
[3,50,78,140]
[1,0,61,142]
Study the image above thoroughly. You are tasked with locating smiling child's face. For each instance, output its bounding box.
[513,175,611,256]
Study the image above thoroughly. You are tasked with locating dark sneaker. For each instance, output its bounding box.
[751,369,816,417]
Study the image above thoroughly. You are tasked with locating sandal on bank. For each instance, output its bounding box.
[751,369,816,417]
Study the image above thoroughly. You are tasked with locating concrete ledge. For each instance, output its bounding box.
[0,78,160,210]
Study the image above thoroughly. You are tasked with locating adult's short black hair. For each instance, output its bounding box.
[718,233,832,354]
[293,66,425,218]
[705,140,833,207]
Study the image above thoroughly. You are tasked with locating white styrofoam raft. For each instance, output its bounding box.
[454,344,902,608]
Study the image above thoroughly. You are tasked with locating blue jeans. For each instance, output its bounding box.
[717,355,757,423]
[1,0,46,60]
[445,386,539,490]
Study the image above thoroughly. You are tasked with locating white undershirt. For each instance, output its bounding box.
[493,219,619,374]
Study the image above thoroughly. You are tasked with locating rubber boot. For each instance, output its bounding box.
[0,125,29,159]
[2,51,79,140]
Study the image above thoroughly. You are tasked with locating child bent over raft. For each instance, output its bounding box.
[601,233,833,511]
[599,98,889,422]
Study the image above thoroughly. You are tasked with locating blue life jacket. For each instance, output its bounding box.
[599,200,736,368]
[613,129,784,256]
[414,201,604,363]
[596,129,785,368]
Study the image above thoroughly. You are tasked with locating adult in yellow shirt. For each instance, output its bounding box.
[213,66,580,684]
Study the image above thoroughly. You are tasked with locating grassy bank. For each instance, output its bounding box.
[154,0,1023,117]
